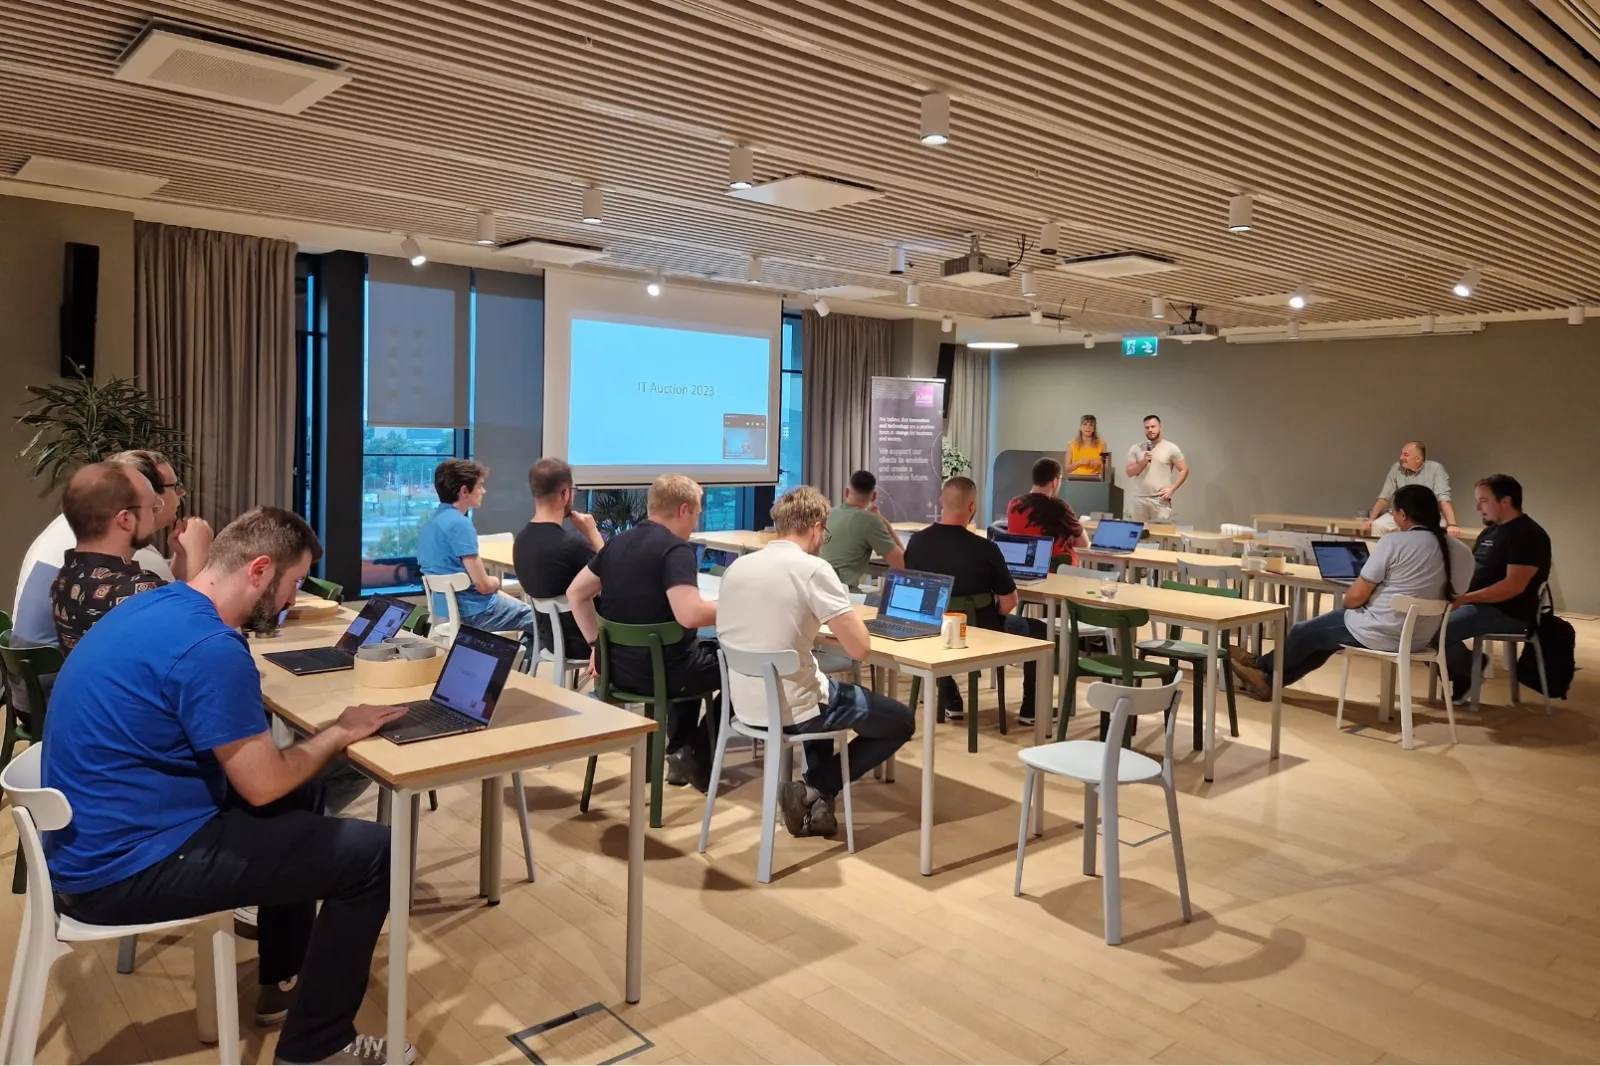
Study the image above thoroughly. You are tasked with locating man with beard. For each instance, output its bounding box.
[49,461,211,651]
[41,507,416,1065]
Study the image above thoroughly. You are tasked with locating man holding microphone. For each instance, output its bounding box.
[1124,414,1188,522]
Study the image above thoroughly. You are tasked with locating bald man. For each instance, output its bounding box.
[903,477,1050,725]
[1365,441,1459,536]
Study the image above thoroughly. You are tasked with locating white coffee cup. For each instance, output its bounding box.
[1243,556,1264,572]
[940,615,966,649]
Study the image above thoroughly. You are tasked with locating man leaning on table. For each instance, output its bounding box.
[1124,414,1187,523]
[717,485,915,837]
[1363,440,1461,536]
[41,507,413,1066]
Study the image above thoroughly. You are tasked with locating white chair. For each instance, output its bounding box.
[0,745,239,1065]
[528,596,589,690]
[1181,532,1237,556]
[1335,595,1456,750]
[1176,560,1240,590]
[1469,583,1553,715]
[1013,680,1190,945]
[699,647,856,883]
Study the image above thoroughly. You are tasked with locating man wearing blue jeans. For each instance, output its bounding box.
[416,459,537,638]
[715,486,915,837]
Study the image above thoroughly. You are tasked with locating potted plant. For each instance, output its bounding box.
[941,437,971,480]
[16,373,187,492]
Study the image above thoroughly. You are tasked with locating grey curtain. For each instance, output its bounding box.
[134,223,297,529]
[801,309,892,500]
[946,346,993,520]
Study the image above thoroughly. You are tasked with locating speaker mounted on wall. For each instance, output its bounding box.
[60,242,100,378]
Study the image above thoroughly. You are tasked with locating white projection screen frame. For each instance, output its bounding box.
[544,271,783,488]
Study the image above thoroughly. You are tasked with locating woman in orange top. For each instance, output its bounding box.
[1065,414,1107,477]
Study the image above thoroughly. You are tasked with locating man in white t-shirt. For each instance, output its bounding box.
[1123,415,1188,522]
[715,486,915,838]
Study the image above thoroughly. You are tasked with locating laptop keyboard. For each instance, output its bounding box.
[289,647,353,670]
[866,618,929,640]
[393,700,470,732]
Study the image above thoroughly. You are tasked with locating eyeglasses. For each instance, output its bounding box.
[159,480,185,494]
[822,526,833,544]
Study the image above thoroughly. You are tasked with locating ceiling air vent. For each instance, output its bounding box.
[15,156,167,198]
[114,25,352,114]
[728,174,885,212]
[1057,252,1179,279]
[493,236,607,266]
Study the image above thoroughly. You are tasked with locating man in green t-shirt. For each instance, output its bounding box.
[819,470,905,588]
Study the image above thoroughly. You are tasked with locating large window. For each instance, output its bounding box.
[700,312,803,531]
[361,427,460,591]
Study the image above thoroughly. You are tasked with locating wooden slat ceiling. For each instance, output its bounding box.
[3,0,1599,336]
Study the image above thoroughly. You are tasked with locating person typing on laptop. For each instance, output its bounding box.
[904,477,1050,725]
[1231,486,1473,700]
[717,486,914,838]
[1006,456,1088,566]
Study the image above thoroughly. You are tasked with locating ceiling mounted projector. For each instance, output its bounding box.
[940,236,1013,287]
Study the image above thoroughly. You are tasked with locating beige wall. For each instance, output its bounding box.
[992,320,1600,613]
[0,196,135,608]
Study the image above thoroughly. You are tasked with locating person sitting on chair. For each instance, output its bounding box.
[1006,456,1088,566]
[717,486,915,838]
[1362,440,1461,536]
[513,458,604,663]
[41,507,413,1065]
[416,459,537,639]
[567,474,718,791]
[819,469,905,588]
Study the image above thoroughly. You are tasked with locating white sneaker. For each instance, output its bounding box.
[275,1034,417,1065]
[233,906,258,941]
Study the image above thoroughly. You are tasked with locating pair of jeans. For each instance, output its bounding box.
[462,591,539,638]
[1257,609,1362,686]
[61,780,390,1063]
[785,680,916,797]
[937,613,1048,714]
[1441,602,1527,685]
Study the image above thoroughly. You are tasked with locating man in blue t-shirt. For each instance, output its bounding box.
[415,458,537,638]
[42,507,414,1066]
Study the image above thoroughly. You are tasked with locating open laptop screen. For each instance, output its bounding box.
[1090,520,1144,551]
[881,570,953,627]
[430,627,520,723]
[334,596,411,653]
[1312,542,1370,580]
[990,530,1053,579]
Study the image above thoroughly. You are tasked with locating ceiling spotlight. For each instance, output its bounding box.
[400,235,426,267]
[1228,193,1253,233]
[1420,314,1436,333]
[746,253,763,284]
[890,244,908,275]
[919,92,950,146]
[582,187,603,225]
[646,273,663,297]
[1452,267,1480,299]
[728,145,754,190]
[1287,321,1300,341]
[813,297,831,317]
[474,210,497,246]
[1151,296,1167,319]
[905,283,920,307]
[1020,269,1037,297]
[1288,289,1307,311]
[1029,305,1044,325]
[1084,335,1096,349]
[967,340,1019,350]
[941,316,954,333]
[1569,305,1585,325]
[1039,221,1060,256]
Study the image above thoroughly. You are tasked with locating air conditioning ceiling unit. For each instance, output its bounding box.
[115,24,352,114]
[1057,251,1179,278]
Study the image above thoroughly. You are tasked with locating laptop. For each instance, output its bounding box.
[380,626,522,744]
[1089,519,1145,554]
[864,568,954,641]
[1311,541,1372,586]
[990,530,1054,585]
[262,594,413,675]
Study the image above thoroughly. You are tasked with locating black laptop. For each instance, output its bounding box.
[864,569,954,641]
[990,530,1054,585]
[262,594,412,675]
[1312,541,1372,587]
[380,626,522,744]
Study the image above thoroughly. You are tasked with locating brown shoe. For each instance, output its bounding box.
[1231,661,1273,702]
[1228,646,1259,670]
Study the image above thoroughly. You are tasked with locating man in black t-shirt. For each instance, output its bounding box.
[513,458,604,663]
[1444,474,1553,700]
[903,477,1050,725]
[567,474,717,789]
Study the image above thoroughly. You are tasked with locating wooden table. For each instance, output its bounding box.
[1015,574,1287,782]
[478,538,516,571]
[689,529,775,555]
[1253,513,1481,543]
[252,625,655,1064]
[820,604,1055,876]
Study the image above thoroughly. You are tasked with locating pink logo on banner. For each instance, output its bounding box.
[913,385,937,408]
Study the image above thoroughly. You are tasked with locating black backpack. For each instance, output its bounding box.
[1518,609,1575,700]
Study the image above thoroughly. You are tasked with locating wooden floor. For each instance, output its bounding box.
[6,617,1600,1064]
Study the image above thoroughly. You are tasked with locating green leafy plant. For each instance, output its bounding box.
[17,374,187,491]
[941,437,971,480]
[588,489,647,537]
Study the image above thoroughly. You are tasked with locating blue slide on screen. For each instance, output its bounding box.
[568,319,771,467]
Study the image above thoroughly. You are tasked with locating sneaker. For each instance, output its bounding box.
[1228,646,1259,670]
[1015,709,1036,726]
[664,753,690,787]
[667,747,711,793]
[777,780,812,837]
[254,976,298,1027]
[275,1034,417,1065]
[806,796,838,837]
[233,906,258,941]
[943,703,965,721]
[1231,661,1273,702]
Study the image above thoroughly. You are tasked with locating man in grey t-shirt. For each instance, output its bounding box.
[1364,441,1460,536]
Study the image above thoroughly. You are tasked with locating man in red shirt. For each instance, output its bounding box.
[1006,457,1088,566]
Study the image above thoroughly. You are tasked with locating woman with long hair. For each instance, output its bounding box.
[1231,484,1473,698]
[1065,414,1106,477]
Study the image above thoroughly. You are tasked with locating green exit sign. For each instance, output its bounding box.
[1123,336,1160,357]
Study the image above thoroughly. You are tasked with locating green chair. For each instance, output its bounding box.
[1136,581,1241,752]
[302,577,344,603]
[579,617,717,829]
[400,603,430,638]
[0,631,64,895]
[1057,601,1179,743]
[907,594,1008,754]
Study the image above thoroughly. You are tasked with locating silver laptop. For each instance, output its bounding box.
[1311,541,1371,587]
[865,569,954,641]
[379,626,522,743]
[262,594,412,676]
[989,530,1054,586]
[1089,519,1145,554]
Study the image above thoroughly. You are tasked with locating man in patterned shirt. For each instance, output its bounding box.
[50,462,208,651]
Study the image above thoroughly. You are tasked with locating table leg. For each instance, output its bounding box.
[919,668,937,876]
[479,776,502,904]
[1271,617,1285,760]
[1203,626,1221,782]
[1032,649,1051,836]
[387,787,412,1064]
[626,736,645,1003]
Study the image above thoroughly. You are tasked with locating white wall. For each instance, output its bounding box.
[991,320,1600,613]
